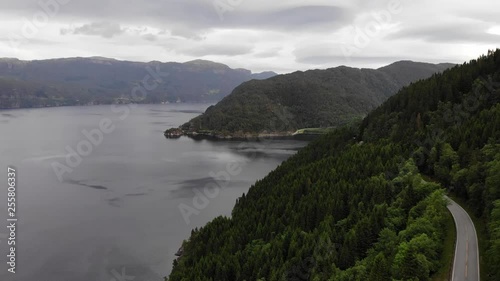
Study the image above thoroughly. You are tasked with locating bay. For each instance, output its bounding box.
[0,104,308,281]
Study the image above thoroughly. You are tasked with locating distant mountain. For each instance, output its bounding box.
[0,77,90,109]
[0,57,276,109]
[177,61,454,138]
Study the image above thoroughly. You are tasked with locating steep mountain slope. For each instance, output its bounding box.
[179,61,453,137]
[0,57,276,109]
[167,50,500,281]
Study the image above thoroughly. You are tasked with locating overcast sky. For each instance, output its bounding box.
[0,0,499,73]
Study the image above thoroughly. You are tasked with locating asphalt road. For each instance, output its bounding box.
[447,197,480,281]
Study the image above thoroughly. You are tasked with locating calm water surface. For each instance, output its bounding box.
[0,104,308,281]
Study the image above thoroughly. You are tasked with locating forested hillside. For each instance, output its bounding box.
[179,61,453,136]
[0,57,275,109]
[0,77,93,108]
[167,50,500,281]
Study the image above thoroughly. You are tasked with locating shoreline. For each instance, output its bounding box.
[164,128,321,141]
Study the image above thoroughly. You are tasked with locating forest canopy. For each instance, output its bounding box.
[168,50,500,281]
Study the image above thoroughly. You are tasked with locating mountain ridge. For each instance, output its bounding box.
[172,60,454,139]
[0,57,277,109]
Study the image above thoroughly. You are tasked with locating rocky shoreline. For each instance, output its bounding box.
[164,127,304,140]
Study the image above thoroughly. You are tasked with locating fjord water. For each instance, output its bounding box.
[0,104,308,281]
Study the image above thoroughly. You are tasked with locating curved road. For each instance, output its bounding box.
[447,197,480,281]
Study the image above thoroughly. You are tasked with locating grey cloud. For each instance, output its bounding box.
[253,48,283,58]
[295,54,406,66]
[61,22,125,38]
[295,54,349,65]
[1,0,497,73]
[389,23,500,43]
[226,5,352,32]
[181,44,254,57]
[293,44,408,66]
[170,25,205,40]
[0,37,58,46]
[2,1,352,33]
[142,33,158,41]
[456,10,500,24]
[293,44,343,65]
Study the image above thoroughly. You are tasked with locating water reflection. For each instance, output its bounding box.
[0,104,309,281]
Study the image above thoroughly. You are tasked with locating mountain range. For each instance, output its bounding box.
[0,57,276,109]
